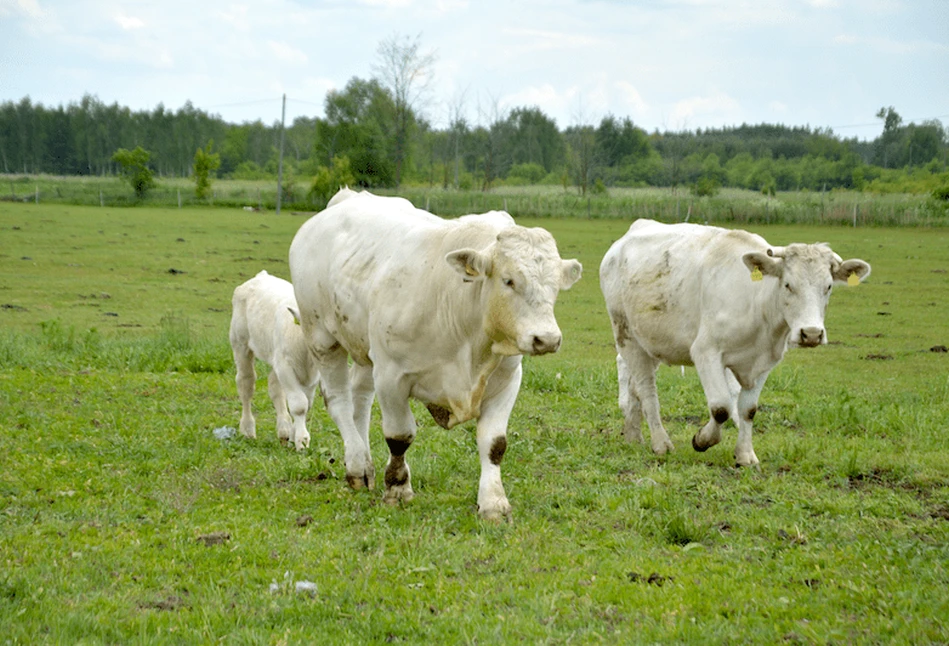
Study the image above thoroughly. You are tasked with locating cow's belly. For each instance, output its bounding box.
[627,309,697,366]
[404,354,514,428]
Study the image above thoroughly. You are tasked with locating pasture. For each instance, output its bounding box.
[1,202,948,643]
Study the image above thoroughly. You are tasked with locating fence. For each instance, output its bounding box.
[2,175,946,227]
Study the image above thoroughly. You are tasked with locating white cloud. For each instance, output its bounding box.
[356,0,412,7]
[614,80,648,116]
[769,100,788,113]
[502,83,563,111]
[502,27,600,52]
[669,90,741,128]
[435,0,467,10]
[268,41,308,65]
[114,14,144,30]
[0,0,43,18]
[216,4,251,31]
[155,49,174,69]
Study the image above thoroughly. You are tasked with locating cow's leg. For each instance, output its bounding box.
[373,367,416,506]
[272,365,311,451]
[232,344,257,439]
[734,372,769,467]
[618,343,674,455]
[318,344,374,489]
[350,362,375,454]
[474,361,522,521]
[691,349,732,453]
[267,369,293,444]
[616,353,644,443]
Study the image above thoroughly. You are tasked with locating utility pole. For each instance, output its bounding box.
[276,93,286,214]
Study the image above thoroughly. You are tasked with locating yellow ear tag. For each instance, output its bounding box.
[847,272,859,287]
[293,315,301,326]
[750,267,763,282]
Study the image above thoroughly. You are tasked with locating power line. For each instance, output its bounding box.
[288,98,323,108]
[205,98,280,109]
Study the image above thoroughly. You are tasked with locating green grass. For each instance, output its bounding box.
[1,202,948,643]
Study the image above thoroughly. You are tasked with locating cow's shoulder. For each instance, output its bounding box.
[456,210,516,229]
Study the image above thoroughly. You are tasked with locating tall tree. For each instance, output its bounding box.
[875,106,903,168]
[372,33,437,186]
[316,77,396,187]
[193,140,221,199]
[503,107,564,173]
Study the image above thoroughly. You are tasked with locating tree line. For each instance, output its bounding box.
[2,36,946,199]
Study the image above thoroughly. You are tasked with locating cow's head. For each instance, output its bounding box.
[742,243,870,347]
[446,227,582,356]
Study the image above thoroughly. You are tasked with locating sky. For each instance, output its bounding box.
[2,0,948,142]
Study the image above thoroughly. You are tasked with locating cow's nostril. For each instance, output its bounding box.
[800,327,824,346]
[532,335,561,354]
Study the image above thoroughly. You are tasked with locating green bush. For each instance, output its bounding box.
[507,162,547,185]
[111,146,156,200]
[691,176,720,197]
[309,155,357,205]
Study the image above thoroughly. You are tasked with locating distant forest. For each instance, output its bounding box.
[1,91,947,196]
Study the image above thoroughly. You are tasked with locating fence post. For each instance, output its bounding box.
[100,190,104,207]
[177,189,182,208]
[853,203,857,227]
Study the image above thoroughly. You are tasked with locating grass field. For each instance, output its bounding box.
[1,201,948,643]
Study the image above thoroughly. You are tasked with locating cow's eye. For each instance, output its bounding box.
[784,282,793,293]
[503,278,515,289]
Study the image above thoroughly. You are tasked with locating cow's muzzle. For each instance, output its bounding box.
[527,332,562,355]
[797,327,825,348]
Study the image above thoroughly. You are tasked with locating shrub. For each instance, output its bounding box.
[932,183,949,202]
[309,156,356,205]
[111,146,155,200]
[507,162,547,185]
[691,176,720,197]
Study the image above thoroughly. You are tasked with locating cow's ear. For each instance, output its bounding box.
[559,259,583,290]
[832,258,871,284]
[445,248,491,281]
[742,251,782,278]
[287,306,301,326]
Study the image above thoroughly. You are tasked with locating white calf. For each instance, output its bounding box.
[229,270,320,450]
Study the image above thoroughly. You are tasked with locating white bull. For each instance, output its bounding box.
[599,219,871,466]
[288,190,582,519]
[229,270,321,451]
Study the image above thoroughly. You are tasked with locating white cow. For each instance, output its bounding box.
[324,185,361,208]
[288,189,582,519]
[229,270,321,451]
[599,219,871,466]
